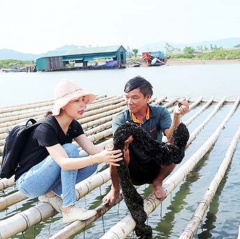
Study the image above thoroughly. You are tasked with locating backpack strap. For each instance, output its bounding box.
[26,118,37,126]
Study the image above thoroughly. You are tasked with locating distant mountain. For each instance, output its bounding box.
[0,49,41,61]
[1,38,240,60]
[0,45,84,61]
[139,37,240,53]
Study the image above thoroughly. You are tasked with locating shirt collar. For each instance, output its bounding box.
[131,106,150,125]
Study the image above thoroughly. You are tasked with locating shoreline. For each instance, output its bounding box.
[165,58,240,66]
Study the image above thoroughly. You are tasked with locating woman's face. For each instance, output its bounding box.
[62,96,88,119]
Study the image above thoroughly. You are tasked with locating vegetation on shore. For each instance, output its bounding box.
[169,48,240,60]
[127,47,240,62]
[1,46,240,70]
[0,59,33,70]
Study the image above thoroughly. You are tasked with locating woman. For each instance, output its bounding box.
[15,79,122,224]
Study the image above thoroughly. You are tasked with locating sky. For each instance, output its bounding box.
[1,0,240,54]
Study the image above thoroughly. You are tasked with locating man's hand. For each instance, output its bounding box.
[174,99,189,115]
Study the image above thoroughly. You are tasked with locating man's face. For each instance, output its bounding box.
[124,88,150,114]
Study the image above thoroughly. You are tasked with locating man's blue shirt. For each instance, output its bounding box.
[112,104,171,163]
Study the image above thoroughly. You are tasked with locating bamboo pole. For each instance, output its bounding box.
[0,106,123,152]
[0,111,115,142]
[0,95,182,142]
[0,95,225,187]
[0,120,113,145]
[152,96,167,105]
[184,96,213,126]
[0,100,54,114]
[0,95,194,161]
[0,203,58,238]
[163,97,239,192]
[49,194,124,239]
[0,95,109,115]
[0,139,4,146]
[0,96,236,237]
[87,129,113,142]
[0,97,122,126]
[162,97,179,108]
[0,107,120,140]
[78,107,125,126]
[1,128,110,187]
[0,191,27,211]
[0,135,112,191]
[0,128,113,185]
[0,168,111,238]
[0,98,169,142]
[81,115,113,130]
[0,95,110,122]
[0,96,188,235]
[168,97,191,113]
[0,110,48,124]
[179,127,240,239]
[0,97,124,124]
[81,101,126,118]
[99,98,239,239]
[187,96,203,110]
[187,96,226,147]
[50,185,141,239]
[0,139,113,210]
[85,122,112,136]
[0,97,225,118]
[0,98,125,135]
[0,96,215,182]
[82,96,124,114]
[0,97,237,239]
[0,96,156,127]
[0,176,15,191]
[162,96,215,145]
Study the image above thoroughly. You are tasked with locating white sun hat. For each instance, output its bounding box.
[52,79,96,116]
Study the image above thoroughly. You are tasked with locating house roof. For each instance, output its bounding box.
[41,45,126,58]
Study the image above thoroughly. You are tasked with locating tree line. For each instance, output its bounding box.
[1,43,240,70]
[0,59,34,70]
[126,43,240,60]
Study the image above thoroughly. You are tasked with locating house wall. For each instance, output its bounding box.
[36,58,48,71]
[36,46,127,71]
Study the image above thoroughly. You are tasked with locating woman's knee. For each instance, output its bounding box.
[62,143,79,158]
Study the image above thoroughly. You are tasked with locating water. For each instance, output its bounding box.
[0,63,240,238]
[0,63,240,107]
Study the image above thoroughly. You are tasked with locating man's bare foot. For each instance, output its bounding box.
[102,189,120,205]
[152,180,167,200]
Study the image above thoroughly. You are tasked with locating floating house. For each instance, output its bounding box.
[36,45,127,71]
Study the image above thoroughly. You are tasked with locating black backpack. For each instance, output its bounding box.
[0,117,56,179]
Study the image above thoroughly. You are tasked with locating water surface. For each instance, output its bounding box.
[0,63,240,238]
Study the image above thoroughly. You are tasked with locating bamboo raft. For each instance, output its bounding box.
[0,95,240,239]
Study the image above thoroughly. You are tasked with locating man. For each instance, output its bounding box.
[103,76,189,205]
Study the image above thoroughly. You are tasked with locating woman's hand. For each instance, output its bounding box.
[93,149,123,166]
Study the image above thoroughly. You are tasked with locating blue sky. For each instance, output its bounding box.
[1,0,240,54]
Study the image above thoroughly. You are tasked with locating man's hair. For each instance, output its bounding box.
[124,76,153,97]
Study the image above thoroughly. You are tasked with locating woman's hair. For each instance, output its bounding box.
[44,110,53,117]
[124,76,153,97]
